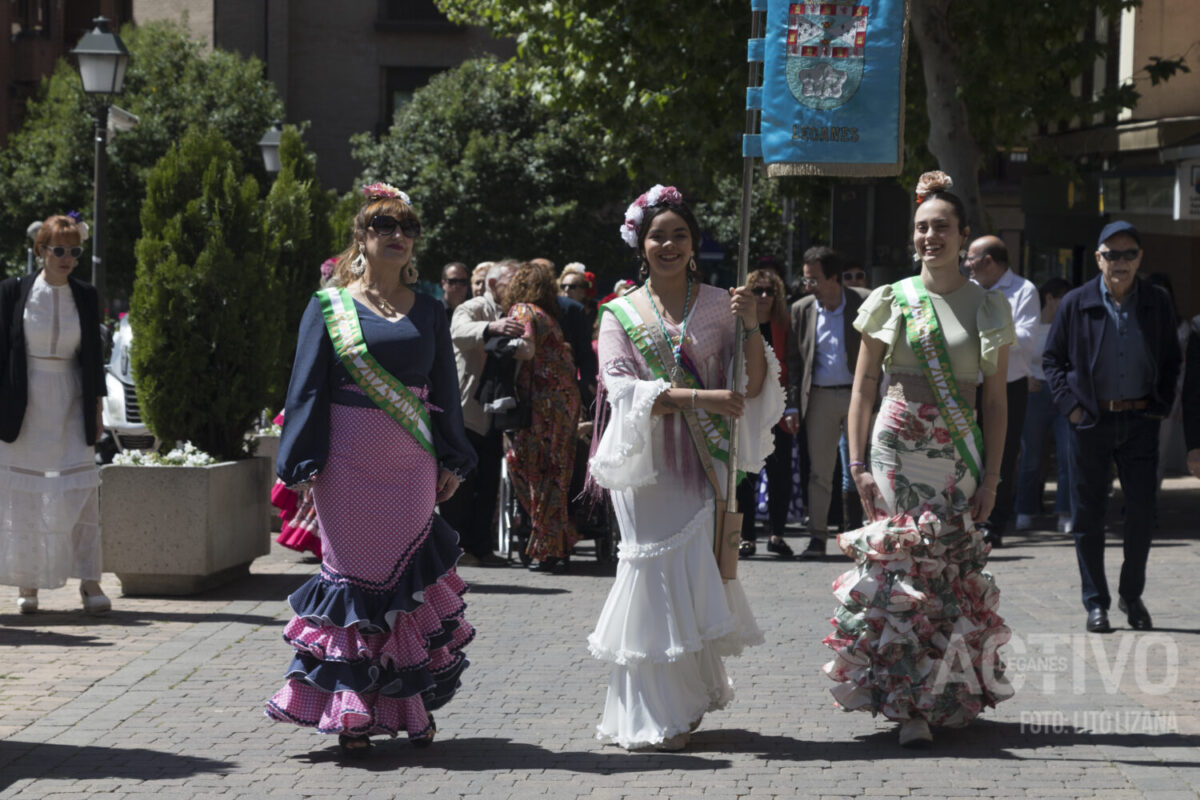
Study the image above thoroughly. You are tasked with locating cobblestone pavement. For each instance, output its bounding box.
[2,478,1198,800]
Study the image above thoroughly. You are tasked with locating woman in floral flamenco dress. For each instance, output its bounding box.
[823,172,1016,748]
[268,183,476,758]
[587,186,783,751]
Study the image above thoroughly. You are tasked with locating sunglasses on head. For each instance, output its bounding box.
[843,270,866,280]
[46,245,83,258]
[751,286,775,297]
[443,278,468,287]
[369,215,420,239]
[1099,248,1139,262]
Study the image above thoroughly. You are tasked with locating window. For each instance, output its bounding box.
[1100,173,1174,215]
[377,0,457,31]
[11,0,52,39]
[381,66,445,131]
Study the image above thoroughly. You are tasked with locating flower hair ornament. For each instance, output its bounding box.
[362,182,412,205]
[914,171,953,204]
[619,184,684,249]
[65,210,91,241]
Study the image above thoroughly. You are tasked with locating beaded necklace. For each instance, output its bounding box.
[645,278,693,365]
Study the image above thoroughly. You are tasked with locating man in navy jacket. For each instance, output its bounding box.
[1043,221,1181,634]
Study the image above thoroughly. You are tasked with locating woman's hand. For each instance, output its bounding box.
[970,483,998,524]
[852,468,886,522]
[728,286,758,331]
[699,389,745,419]
[435,468,461,503]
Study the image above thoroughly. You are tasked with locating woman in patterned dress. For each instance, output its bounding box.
[504,262,582,571]
[823,171,1016,747]
[268,184,476,758]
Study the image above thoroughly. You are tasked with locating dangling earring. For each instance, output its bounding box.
[638,258,649,282]
[402,259,418,284]
[350,243,366,277]
[687,256,699,276]
[958,248,967,260]
[911,252,921,265]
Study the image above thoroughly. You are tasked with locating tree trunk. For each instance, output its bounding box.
[910,0,985,235]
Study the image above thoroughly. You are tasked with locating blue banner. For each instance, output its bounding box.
[759,0,910,177]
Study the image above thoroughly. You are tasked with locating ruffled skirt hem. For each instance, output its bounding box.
[822,508,1014,727]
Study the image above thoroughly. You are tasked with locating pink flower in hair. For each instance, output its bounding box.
[361,182,412,205]
[619,184,683,248]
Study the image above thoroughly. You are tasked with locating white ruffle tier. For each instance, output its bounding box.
[589,502,763,749]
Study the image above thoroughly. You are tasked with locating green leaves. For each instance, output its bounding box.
[131,128,281,461]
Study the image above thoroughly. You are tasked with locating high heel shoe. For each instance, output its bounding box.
[80,583,111,615]
[412,716,436,748]
[17,588,38,615]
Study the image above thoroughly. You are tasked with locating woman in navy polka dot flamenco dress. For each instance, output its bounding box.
[267,183,477,758]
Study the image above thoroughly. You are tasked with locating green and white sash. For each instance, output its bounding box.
[601,293,733,468]
[892,276,985,482]
[316,287,437,459]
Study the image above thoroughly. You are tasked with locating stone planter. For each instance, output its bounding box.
[252,433,282,531]
[100,457,272,595]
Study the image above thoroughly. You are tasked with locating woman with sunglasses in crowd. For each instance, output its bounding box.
[268,184,476,758]
[586,185,783,751]
[0,214,109,615]
[736,268,796,559]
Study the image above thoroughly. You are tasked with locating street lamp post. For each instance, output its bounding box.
[71,17,129,314]
[258,120,284,175]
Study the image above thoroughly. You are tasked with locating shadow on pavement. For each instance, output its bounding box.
[0,740,231,791]
[466,583,571,596]
[0,627,112,647]
[294,736,730,772]
[0,609,282,629]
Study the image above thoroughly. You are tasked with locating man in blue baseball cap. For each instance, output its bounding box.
[1043,220,1181,633]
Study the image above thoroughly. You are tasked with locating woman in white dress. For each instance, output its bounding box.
[0,214,110,614]
[586,186,784,750]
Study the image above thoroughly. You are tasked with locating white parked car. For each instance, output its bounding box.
[101,316,158,454]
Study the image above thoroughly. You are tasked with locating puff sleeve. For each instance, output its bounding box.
[977,289,1017,377]
[853,284,903,371]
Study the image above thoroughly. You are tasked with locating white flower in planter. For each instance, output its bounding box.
[112,441,218,467]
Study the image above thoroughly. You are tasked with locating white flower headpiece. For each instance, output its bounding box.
[619,184,684,249]
[362,182,412,206]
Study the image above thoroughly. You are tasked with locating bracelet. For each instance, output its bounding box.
[742,324,762,338]
[691,388,697,409]
[849,461,868,469]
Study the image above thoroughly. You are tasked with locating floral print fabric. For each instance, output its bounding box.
[822,396,1014,727]
[506,303,581,560]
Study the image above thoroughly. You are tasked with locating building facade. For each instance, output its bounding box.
[132,0,514,191]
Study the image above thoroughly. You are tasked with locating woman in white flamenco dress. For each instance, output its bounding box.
[586,187,784,751]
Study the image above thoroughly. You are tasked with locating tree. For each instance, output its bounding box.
[263,125,336,409]
[350,57,631,280]
[439,0,1188,234]
[0,20,283,297]
[130,128,281,461]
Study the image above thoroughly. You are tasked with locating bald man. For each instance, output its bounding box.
[966,236,1039,547]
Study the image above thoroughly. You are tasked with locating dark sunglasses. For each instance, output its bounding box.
[799,277,820,288]
[443,278,468,287]
[1099,248,1139,262]
[842,270,866,280]
[47,245,83,258]
[369,215,420,239]
[751,286,775,297]
[561,282,587,291]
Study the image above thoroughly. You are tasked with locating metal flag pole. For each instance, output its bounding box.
[725,3,766,512]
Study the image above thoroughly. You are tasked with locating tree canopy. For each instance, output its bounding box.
[351,57,632,280]
[0,20,283,298]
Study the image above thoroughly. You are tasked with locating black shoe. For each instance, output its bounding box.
[1086,608,1113,633]
[529,556,567,573]
[338,733,373,759]
[1118,597,1153,630]
[796,537,826,560]
[981,526,1003,549]
[766,537,794,559]
[738,540,756,559]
